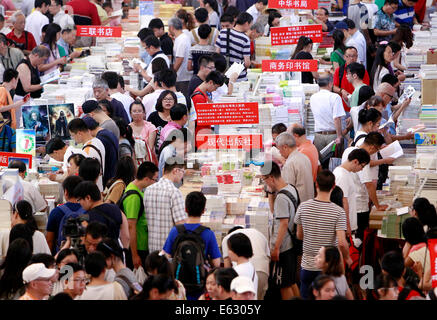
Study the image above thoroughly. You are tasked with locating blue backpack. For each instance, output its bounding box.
[56,204,86,250]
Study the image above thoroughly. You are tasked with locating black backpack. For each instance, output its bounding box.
[351,134,367,147]
[117,190,144,219]
[276,185,302,255]
[171,225,209,295]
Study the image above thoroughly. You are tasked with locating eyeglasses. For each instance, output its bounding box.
[261,176,270,182]
[206,66,216,70]
[385,93,394,99]
[163,98,175,102]
[345,54,357,58]
[131,110,144,114]
[73,278,87,283]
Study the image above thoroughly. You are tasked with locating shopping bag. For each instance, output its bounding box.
[133,266,147,284]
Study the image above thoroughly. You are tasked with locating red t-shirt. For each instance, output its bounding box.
[398,286,422,300]
[415,0,426,23]
[333,64,370,112]
[66,0,101,25]
[191,88,212,139]
[6,30,37,51]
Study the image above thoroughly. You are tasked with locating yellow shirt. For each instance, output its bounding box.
[92,2,108,25]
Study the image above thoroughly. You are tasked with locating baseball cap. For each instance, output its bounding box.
[82,115,99,130]
[334,21,349,31]
[22,263,57,284]
[230,276,256,294]
[82,100,99,114]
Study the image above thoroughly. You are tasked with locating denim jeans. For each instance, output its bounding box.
[300,269,321,299]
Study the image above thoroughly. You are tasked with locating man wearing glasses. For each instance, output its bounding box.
[374,0,399,42]
[20,263,57,300]
[187,55,216,97]
[61,262,87,299]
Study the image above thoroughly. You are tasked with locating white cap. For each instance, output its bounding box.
[22,263,57,284]
[230,276,256,294]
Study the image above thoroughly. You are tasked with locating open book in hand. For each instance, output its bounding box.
[40,69,61,86]
[225,62,244,79]
[379,140,404,159]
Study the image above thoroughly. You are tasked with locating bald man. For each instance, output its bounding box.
[289,123,319,182]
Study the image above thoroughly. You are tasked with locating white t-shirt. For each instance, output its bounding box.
[82,138,106,192]
[53,11,75,30]
[25,10,49,45]
[146,52,170,78]
[110,92,135,122]
[310,89,346,132]
[233,262,258,299]
[62,146,83,173]
[333,166,359,230]
[21,178,47,213]
[246,4,260,23]
[363,3,378,29]
[350,103,365,133]
[0,229,51,259]
[346,31,367,68]
[173,33,193,82]
[75,282,127,300]
[222,228,270,276]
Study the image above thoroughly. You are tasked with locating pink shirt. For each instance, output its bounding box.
[159,121,182,148]
[130,120,157,142]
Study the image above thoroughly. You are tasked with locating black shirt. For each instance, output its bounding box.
[15,58,42,98]
[160,33,173,62]
[188,75,204,97]
[147,111,168,154]
[96,128,119,188]
[295,51,314,84]
[111,98,130,124]
[87,203,123,240]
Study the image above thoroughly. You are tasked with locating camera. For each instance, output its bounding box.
[63,215,88,238]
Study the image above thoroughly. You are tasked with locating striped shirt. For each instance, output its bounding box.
[144,177,187,252]
[294,199,347,271]
[393,0,415,27]
[215,28,250,81]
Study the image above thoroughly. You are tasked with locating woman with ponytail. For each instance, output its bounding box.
[353,108,382,146]
[200,0,220,29]
[176,9,196,33]
[330,29,347,71]
[412,198,437,231]
[0,200,50,258]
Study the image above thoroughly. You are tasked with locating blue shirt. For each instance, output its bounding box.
[374,8,396,41]
[96,129,119,188]
[393,0,415,27]
[163,223,222,260]
[46,202,83,252]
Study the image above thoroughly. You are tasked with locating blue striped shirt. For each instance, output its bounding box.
[215,28,251,81]
[393,0,415,27]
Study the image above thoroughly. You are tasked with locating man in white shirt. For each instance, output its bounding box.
[8,160,47,213]
[222,226,270,300]
[310,74,346,153]
[25,0,50,45]
[246,0,267,24]
[49,0,75,30]
[45,137,82,182]
[344,18,367,68]
[101,71,135,122]
[168,17,192,97]
[68,118,106,192]
[333,148,370,236]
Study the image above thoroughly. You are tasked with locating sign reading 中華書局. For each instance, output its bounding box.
[268,0,318,9]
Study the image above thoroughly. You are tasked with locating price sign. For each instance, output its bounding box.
[196,134,263,151]
[270,25,323,46]
[195,102,259,126]
[262,59,318,72]
[268,0,318,9]
[76,26,122,37]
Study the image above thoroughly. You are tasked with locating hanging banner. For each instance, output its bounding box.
[196,134,263,151]
[262,59,318,72]
[268,0,318,9]
[270,25,323,46]
[195,102,259,126]
[0,152,33,169]
[16,129,36,157]
[139,0,154,29]
[429,238,437,288]
[76,26,122,37]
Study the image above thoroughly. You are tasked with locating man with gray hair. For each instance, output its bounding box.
[310,74,346,157]
[275,132,314,202]
[6,11,37,55]
[247,22,263,63]
[92,78,130,124]
[168,17,192,96]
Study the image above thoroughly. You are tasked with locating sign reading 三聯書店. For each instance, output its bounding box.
[76,26,122,37]
[196,134,263,151]
[270,25,323,46]
[195,102,259,126]
[262,59,318,72]
[268,0,318,9]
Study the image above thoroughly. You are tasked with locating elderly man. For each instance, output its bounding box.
[92,78,130,124]
[57,26,80,57]
[310,74,346,155]
[50,0,75,30]
[275,132,314,203]
[19,263,57,300]
[6,11,37,55]
[247,22,264,65]
[168,17,192,96]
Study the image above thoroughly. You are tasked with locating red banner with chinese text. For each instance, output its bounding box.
[195,102,259,126]
[76,26,122,37]
[262,59,318,72]
[429,238,437,288]
[268,0,318,9]
[0,152,32,169]
[270,25,323,46]
[196,134,263,151]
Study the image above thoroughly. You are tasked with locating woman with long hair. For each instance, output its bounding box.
[308,274,337,300]
[176,9,196,33]
[129,100,157,165]
[353,108,382,144]
[104,156,136,204]
[330,29,347,71]
[391,24,413,72]
[39,23,67,75]
[314,246,354,299]
[370,43,402,90]
[291,36,319,83]
[0,238,32,300]
[411,197,437,231]
[200,0,220,29]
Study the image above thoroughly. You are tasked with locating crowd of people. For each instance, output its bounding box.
[0,0,434,302]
